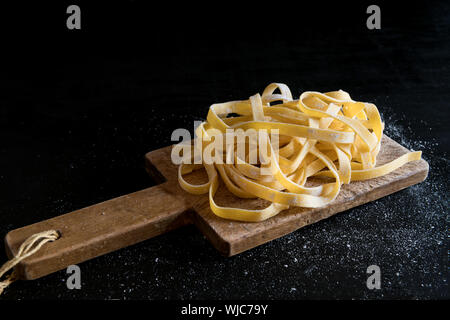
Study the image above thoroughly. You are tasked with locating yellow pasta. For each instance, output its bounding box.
[177,83,422,222]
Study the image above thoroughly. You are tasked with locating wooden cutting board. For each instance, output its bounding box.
[4,135,429,280]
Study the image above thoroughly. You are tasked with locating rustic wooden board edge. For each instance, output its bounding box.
[3,184,192,280]
[226,160,429,256]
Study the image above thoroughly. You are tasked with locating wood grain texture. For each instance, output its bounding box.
[4,184,191,280]
[4,135,428,280]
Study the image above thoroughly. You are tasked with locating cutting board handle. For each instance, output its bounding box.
[4,182,191,280]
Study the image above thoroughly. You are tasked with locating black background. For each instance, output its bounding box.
[0,1,448,300]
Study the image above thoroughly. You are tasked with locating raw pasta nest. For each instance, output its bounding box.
[177,83,422,222]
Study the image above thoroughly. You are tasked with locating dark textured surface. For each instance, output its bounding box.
[0,1,448,299]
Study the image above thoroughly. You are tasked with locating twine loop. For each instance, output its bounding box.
[0,230,59,296]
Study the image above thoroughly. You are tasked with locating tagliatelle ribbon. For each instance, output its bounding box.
[177,83,422,222]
